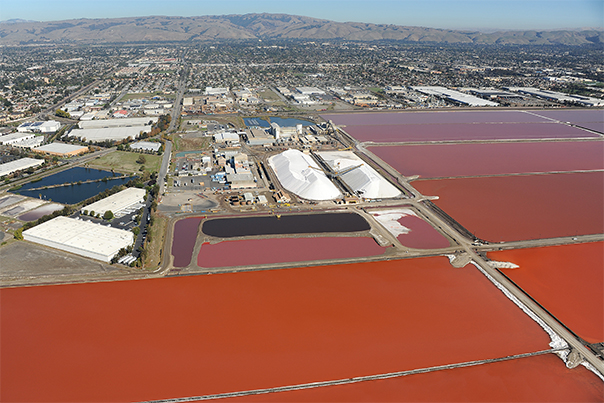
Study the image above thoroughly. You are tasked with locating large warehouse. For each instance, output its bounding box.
[317,151,402,199]
[81,187,146,217]
[33,143,89,157]
[0,157,45,178]
[23,216,134,262]
[67,126,152,142]
[268,149,341,201]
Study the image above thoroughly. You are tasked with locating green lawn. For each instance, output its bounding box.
[89,150,162,174]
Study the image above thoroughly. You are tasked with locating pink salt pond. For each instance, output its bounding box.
[370,208,451,249]
[197,237,385,268]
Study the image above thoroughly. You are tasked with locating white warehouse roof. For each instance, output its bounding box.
[82,187,146,216]
[23,216,134,262]
[130,141,161,152]
[268,149,341,201]
[0,157,44,177]
[79,117,158,129]
[412,86,499,107]
[68,126,152,142]
[317,151,402,199]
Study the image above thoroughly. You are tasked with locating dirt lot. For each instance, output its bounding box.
[0,242,129,286]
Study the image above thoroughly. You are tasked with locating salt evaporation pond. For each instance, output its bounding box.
[202,213,370,238]
[0,256,550,402]
[321,110,550,126]
[342,122,596,143]
[12,167,133,204]
[223,353,603,402]
[489,242,603,344]
[413,171,604,242]
[18,203,64,221]
[369,208,451,249]
[531,109,604,124]
[171,217,202,267]
[197,237,385,268]
[370,140,604,178]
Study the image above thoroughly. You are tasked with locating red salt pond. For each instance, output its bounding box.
[322,110,549,126]
[413,172,604,242]
[370,141,604,178]
[223,354,603,402]
[197,236,385,268]
[171,217,202,267]
[1,257,550,402]
[344,122,596,143]
[489,242,603,344]
[369,208,451,249]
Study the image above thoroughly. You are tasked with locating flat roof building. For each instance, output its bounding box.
[34,143,89,157]
[412,86,499,107]
[23,216,134,262]
[130,141,161,153]
[0,132,36,145]
[17,120,61,133]
[81,187,146,217]
[79,117,158,129]
[68,126,152,142]
[0,157,45,178]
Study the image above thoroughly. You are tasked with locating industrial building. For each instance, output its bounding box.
[81,187,146,217]
[17,120,61,134]
[507,87,604,107]
[0,157,45,178]
[268,149,341,201]
[79,117,158,129]
[67,126,152,142]
[33,143,89,157]
[246,128,274,146]
[317,151,402,199]
[23,216,134,262]
[129,141,161,153]
[412,86,499,107]
[0,132,36,146]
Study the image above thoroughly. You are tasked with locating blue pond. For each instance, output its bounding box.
[244,117,313,128]
[13,167,135,205]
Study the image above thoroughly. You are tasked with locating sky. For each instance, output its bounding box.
[1,0,602,31]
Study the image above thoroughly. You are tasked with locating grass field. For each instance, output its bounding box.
[258,88,281,101]
[89,151,162,174]
[144,210,168,270]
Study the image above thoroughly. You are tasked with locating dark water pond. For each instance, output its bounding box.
[18,167,124,190]
[15,177,133,204]
[202,213,370,238]
[12,167,135,205]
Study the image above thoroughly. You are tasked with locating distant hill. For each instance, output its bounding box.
[0,13,602,45]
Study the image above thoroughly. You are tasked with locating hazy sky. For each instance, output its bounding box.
[1,0,602,30]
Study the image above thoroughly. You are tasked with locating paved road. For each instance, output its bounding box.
[158,141,172,196]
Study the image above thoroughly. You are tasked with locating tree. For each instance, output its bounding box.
[103,210,114,220]
[55,109,71,119]
[136,155,146,164]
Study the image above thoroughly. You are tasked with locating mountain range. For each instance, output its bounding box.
[1,13,602,46]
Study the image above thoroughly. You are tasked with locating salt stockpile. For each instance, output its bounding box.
[317,151,401,199]
[268,149,341,201]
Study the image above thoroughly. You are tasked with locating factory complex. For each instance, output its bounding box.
[81,187,146,217]
[22,216,134,262]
